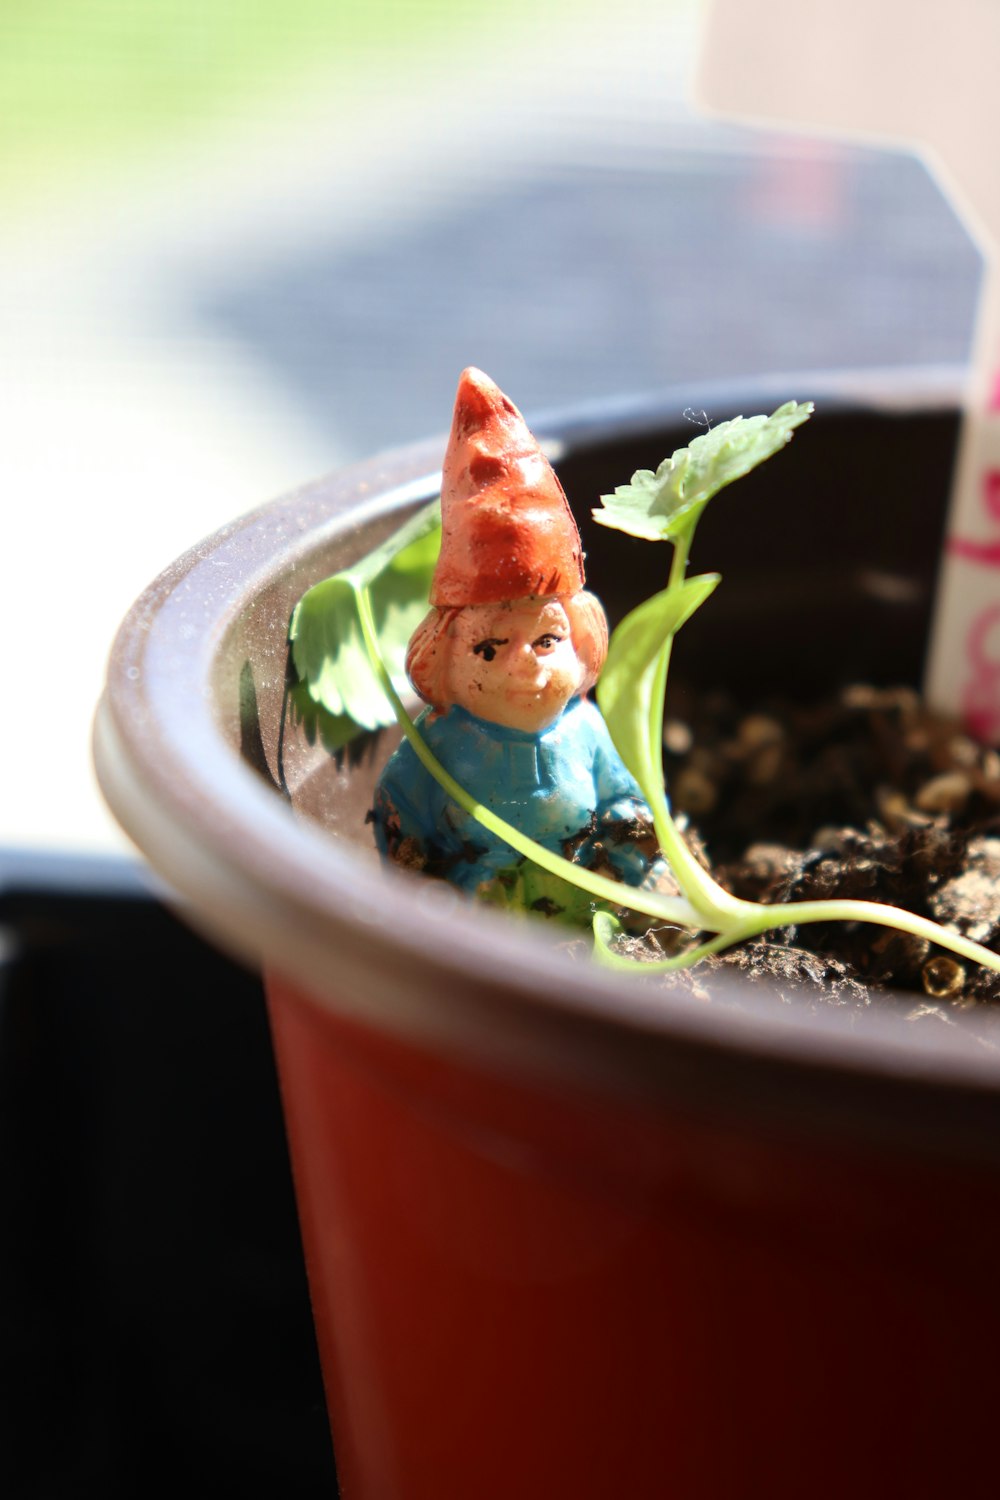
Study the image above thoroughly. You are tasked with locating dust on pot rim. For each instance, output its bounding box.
[93,370,1000,1163]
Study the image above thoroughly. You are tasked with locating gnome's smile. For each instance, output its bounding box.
[444,597,586,734]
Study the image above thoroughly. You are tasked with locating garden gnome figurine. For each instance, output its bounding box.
[372,367,662,919]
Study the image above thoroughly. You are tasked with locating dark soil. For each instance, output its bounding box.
[626,683,1000,1014]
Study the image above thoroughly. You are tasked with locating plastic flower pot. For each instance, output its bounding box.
[94,372,1000,1500]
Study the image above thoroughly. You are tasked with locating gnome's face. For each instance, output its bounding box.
[445,596,586,733]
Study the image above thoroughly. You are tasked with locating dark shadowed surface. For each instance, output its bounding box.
[0,853,336,1499]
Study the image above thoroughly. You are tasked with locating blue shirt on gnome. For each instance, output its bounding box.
[372,696,653,905]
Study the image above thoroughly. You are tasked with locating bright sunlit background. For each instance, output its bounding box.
[0,0,981,854]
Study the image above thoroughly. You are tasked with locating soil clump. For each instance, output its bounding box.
[635,683,1000,1015]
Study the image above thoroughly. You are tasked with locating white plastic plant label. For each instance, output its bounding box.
[695,0,1000,740]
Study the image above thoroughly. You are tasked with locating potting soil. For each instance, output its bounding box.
[631,683,1000,1013]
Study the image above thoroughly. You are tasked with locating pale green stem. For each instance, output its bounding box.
[639,530,750,926]
[595,895,1000,977]
[725,896,1000,974]
[593,920,737,973]
[355,584,702,928]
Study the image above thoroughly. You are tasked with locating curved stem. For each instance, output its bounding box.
[641,532,748,926]
[593,921,737,974]
[355,584,702,928]
[597,897,1000,977]
[727,896,1000,975]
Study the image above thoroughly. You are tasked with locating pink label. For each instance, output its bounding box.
[986,468,1000,522]
[954,460,1000,740]
[947,467,1000,556]
[961,602,1000,742]
[948,469,1000,567]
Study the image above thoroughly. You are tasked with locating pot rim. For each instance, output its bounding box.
[94,366,1000,1151]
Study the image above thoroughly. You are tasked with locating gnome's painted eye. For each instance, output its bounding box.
[533,634,563,653]
[473,638,506,663]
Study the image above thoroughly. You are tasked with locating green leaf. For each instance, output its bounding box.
[592,401,813,543]
[348,498,442,590]
[289,499,441,735]
[597,574,720,798]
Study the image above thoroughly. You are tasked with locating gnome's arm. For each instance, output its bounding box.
[578,701,661,882]
[371,741,436,872]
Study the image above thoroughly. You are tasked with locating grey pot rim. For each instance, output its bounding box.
[93,366,1000,1157]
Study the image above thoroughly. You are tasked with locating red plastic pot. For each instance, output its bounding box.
[95,372,1000,1499]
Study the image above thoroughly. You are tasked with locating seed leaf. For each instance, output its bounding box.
[597,573,720,798]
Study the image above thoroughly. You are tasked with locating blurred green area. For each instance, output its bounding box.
[0,0,544,204]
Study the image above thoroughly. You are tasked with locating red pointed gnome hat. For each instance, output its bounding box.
[430,368,585,607]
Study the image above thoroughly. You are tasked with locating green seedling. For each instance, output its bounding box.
[290,405,1000,982]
